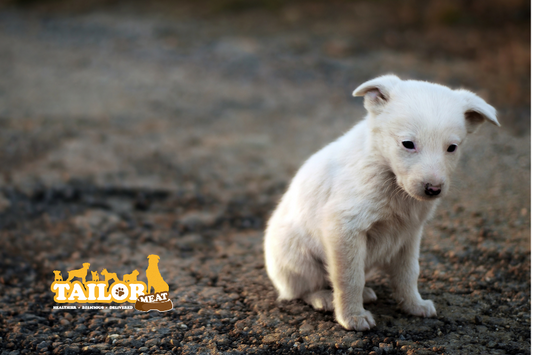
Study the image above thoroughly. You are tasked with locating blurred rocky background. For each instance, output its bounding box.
[0,0,530,354]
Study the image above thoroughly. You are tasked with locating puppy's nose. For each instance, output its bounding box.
[424,183,441,196]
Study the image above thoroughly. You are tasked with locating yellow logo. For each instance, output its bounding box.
[50,255,173,312]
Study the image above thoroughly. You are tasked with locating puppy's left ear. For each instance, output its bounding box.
[456,89,500,134]
[353,74,402,115]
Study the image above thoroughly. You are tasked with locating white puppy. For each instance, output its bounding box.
[264,75,499,331]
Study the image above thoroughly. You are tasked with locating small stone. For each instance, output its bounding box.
[93,344,109,350]
[340,334,359,346]
[52,342,62,349]
[104,317,121,325]
[64,346,79,355]
[352,339,364,348]
[158,327,170,336]
[145,339,160,347]
[234,320,247,330]
[74,324,87,332]
[379,343,393,353]
[214,335,229,344]
[413,350,436,355]
[37,341,50,350]
[299,324,314,333]
[262,334,279,344]
[128,339,144,348]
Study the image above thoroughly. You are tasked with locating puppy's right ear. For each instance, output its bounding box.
[455,89,500,134]
[353,75,402,115]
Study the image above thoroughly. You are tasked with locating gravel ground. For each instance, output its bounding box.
[0,1,530,354]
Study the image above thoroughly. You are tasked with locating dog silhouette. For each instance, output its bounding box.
[146,255,169,294]
[66,263,90,284]
[123,270,139,283]
[101,269,119,283]
[53,270,63,282]
[91,271,99,282]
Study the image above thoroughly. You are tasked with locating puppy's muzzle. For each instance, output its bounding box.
[424,183,441,196]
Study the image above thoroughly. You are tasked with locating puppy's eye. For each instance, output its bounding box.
[402,141,415,150]
[447,144,457,153]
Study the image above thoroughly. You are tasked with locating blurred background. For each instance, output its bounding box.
[0,0,529,191]
[0,0,530,350]
[0,0,530,289]
[0,0,530,285]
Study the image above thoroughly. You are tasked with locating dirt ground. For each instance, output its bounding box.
[0,1,530,354]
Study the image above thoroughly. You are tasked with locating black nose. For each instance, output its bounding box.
[425,184,441,196]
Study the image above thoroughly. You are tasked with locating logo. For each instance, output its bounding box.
[50,254,173,312]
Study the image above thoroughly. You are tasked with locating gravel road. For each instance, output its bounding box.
[0,1,530,354]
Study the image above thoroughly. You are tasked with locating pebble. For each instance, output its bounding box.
[37,341,50,350]
[63,331,75,338]
[145,338,160,347]
[299,324,314,333]
[379,343,393,352]
[352,339,365,348]
[93,344,110,350]
[262,334,279,344]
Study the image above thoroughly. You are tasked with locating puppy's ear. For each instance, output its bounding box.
[456,89,500,134]
[353,75,401,115]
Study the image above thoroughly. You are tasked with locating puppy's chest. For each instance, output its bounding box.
[365,201,427,260]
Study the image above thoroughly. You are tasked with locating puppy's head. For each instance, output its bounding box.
[353,75,499,201]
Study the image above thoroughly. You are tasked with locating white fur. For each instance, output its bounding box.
[264,75,499,331]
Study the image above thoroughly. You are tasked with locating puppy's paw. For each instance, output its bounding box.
[337,310,376,331]
[402,299,437,318]
[363,287,377,303]
[303,290,334,311]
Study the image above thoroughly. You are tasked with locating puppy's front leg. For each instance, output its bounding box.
[387,228,436,318]
[325,224,375,331]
